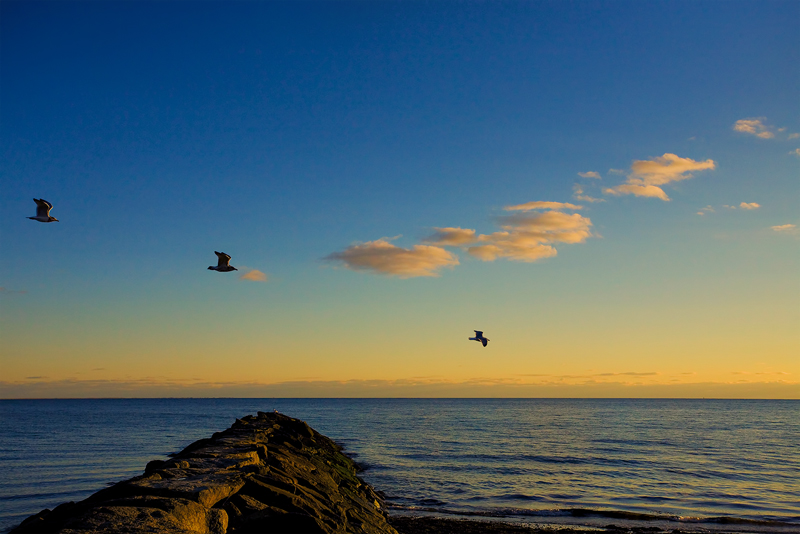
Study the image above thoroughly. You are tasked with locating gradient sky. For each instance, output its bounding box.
[1,1,798,398]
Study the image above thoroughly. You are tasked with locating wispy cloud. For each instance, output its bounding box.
[733,118,798,140]
[604,153,716,201]
[2,377,797,399]
[239,269,268,282]
[697,205,715,216]
[423,227,477,246]
[722,202,760,210]
[325,238,459,278]
[771,224,797,233]
[733,118,775,139]
[593,372,658,377]
[572,184,604,203]
[0,287,27,295]
[791,148,800,157]
[578,171,601,179]
[504,201,582,211]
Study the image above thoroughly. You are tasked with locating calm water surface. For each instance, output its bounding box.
[0,399,798,532]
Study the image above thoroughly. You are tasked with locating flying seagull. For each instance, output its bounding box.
[469,330,489,347]
[28,198,59,222]
[208,251,237,272]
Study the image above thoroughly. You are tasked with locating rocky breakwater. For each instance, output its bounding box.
[12,411,398,534]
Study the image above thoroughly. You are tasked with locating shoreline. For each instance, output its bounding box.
[385,510,800,534]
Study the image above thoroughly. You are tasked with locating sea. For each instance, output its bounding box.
[0,399,798,533]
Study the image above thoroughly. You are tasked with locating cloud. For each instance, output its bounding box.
[423,227,477,246]
[724,202,760,210]
[2,377,797,399]
[467,210,594,262]
[239,269,268,282]
[425,204,595,264]
[497,211,594,243]
[331,198,595,276]
[572,184,604,203]
[325,238,459,278]
[606,183,672,200]
[733,118,775,139]
[468,239,558,262]
[503,201,582,211]
[604,153,716,201]
[771,224,797,233]
[608,168,626,175]
[578,171,601,179]
[628,153,716,185]
[697,205,715,216]
[789,133,799,140]
[0,287,27,295]
[791,148,800,157]
[594,372,658,377]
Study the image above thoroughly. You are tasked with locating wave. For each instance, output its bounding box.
[387,503,799,528]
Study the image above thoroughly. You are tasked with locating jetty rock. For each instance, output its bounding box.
[12,411,399,534]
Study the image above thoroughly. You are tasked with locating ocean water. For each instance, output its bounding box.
[0,399,798,533]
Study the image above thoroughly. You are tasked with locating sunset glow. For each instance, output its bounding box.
[1,1,797,399]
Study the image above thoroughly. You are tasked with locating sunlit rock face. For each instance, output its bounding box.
[12,412,398,534]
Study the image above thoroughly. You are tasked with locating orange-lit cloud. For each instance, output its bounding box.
[425,206,594,263]
[467,210,594,262]
[468,237,558,262]
[791,148,800,157]
[628,153,716,185]
[771,224,797,233]
[423,227,477,246]
[572,184,604,203]
[325,238,459,278]
[739,202,760,210]
[697,205,715,215]
[497,210,594,243]
[578,171,601,179]
[239,269,268,282]
[604,153,716,201]
[334,197,595,274]
[733,118,775,139]
[607,184,672,201]
[503,201,582,211]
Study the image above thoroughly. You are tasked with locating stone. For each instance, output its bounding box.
[11,412,397,534]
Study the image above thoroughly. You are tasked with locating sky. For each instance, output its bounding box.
[1,0,798,398]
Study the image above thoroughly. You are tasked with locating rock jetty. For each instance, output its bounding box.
[12,411,398,534]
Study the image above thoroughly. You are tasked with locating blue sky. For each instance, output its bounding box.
[1,1,798,398]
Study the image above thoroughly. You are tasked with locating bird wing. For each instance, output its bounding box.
[482,338,488,347]
[474,331,483,337]
[215,251,232,267]
[34,198,53,217]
